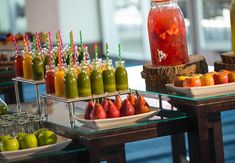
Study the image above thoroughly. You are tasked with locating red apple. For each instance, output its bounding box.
[213,72,229,84]
[228,71,235,82]
[200,74,215,86]
[183,77,201,87]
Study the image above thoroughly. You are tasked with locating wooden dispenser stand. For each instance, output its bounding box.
[214,51,235,71]
[141,55,208,92]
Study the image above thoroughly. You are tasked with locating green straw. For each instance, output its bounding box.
[118,44,122,64]
[79,30,83,46]
[94,43,98,69]
[105,43,109,64]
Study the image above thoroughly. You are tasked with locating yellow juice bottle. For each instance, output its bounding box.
[231,0,235,53]
[54,67,65,97]
[23,51,33,79]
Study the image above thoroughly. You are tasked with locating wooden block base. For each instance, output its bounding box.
[221,51,235,64]
[141,55,208,92]
[214,61,235,71]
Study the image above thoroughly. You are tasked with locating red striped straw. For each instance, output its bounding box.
[35,32,41,52]
[23,35,28,53]
[25,34,31,51]
[48,32,53,70]
[12,35,19,54]
[58,46,63,68]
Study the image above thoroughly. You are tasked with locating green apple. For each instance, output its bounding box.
[1,137,19,151]
[0,135,11,142]
[19,134,38,149]
[16,132,27,141]
[38,131,57,146]
[33,128,48,138]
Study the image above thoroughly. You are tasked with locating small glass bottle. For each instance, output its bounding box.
[231,0,235,53]
[54,67,65,97]
[102,60,116,93]
[14,51,24,77]
[90,63,104,95]
[64,67,79,98]
[77,66,91,97]
[148,0,189,66]
[32,52,44,80]
[115,61,128,91]
[45,65,55,94]
[23,51,33,79]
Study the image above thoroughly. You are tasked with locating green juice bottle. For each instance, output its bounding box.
[90,63,104,95]
[115,61,128,91]
[77,66,91,97]
[103,60,116,93]
[32,52,44,80]
[64,68,79,98]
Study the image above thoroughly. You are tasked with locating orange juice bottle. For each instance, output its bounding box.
[54,67,65,97]
[23,51,33,79]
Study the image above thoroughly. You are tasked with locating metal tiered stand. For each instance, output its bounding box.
[12,76,131,127]
[41,90,130,127]
[12,77,45,115]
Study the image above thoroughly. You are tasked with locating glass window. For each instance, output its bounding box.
[201,0,231,52]
[114,0,144,54]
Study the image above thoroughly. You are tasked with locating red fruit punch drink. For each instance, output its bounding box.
[148,0,189,66]
[14,52,23,77]
[45,66,55,94]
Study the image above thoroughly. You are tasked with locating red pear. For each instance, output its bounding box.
[135,94,150,114]
[114,95,122,110]
[107,100,120,118]
[128,92,136,106]
[90,103,106,120]
[84,100,95,119]
[120,99,135,117]
[102,98,109,112]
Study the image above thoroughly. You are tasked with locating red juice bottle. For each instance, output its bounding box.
[45,66,55,94]
[14,51,23,77]
[148,0,189,66]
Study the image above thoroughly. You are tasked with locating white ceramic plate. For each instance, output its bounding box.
[74,108,159,129]
[0,135,72,161]
[165,82,235,98]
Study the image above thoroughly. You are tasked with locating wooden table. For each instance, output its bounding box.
[127,65,235,163]
[170,94,235,163]
[44,109,188,163]
[7,98,188,163]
